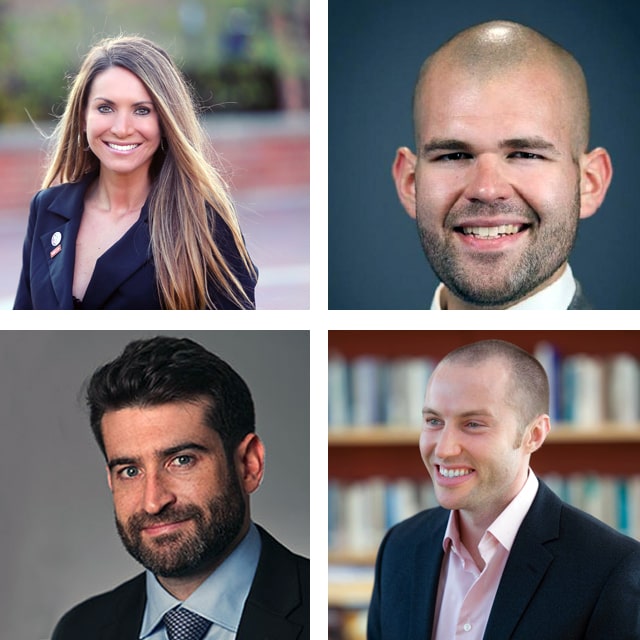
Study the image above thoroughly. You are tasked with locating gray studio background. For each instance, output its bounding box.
[0,330,309,640]
[329,0,640,310]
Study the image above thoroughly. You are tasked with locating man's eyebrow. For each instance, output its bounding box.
[500,137,561,155]
[422,406,441,416]
[421,139,472,156]
[422,407,494,418]
[107,455,140,471]
[107,442,210,471]
[421,136,561,157]
[161,442,210,458]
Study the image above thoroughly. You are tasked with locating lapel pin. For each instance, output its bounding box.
[51,231,62,247]
[50,244,62,259]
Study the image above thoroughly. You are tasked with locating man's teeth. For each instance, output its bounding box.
[108,143,139,151]
[462,224,521,238]
[439,467,473,478]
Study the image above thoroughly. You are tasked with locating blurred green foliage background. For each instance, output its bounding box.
[0,0,309,122]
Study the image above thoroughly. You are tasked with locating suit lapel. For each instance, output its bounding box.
[100,573,146,640]
[237,600,302,640]
[568,279,592,309]
[39,217,80,308]
[40,172,152,309]
[80,204,151,308]
[408,510,447,638]
[40,176,94,308]
[484,482,560,638]
[236,527,305,640]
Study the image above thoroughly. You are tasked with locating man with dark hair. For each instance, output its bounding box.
[393,21,612,309]
[53,336,309,640]
[368,339,640,639]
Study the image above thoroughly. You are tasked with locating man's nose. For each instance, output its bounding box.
[433,425,463,459]
[463,154,514,203]
[143,472,176,515]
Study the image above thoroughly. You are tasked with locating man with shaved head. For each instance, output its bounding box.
[393,21,612,309]
[368,339,640,638]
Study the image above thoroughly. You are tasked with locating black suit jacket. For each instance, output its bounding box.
[14,174,257,309]
[368,481,640,639]
[568,279,592,309]
[52,526,309,640]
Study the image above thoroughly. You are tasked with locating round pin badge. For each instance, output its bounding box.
[51,231,62,247]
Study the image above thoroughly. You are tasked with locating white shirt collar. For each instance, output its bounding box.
[430,264,576,310]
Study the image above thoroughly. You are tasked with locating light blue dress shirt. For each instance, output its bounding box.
[139,523,262,639]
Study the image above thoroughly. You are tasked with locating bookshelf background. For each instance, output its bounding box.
[327,330,640,640]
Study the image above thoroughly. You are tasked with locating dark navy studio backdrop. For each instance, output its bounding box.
[329,1,640,309]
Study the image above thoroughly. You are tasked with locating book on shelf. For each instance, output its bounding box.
[329,344,640,431]
[329,477,438,556]
[328,474,640,556]
[533,341,561,421]
[328,353,435,429]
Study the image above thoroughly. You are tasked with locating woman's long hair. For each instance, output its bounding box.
[42,35,256,309]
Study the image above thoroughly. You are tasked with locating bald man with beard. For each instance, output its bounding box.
[392,21,612,310]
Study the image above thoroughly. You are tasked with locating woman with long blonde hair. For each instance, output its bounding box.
[14,35,257,309]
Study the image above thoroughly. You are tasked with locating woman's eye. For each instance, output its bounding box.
[97,104,112,113]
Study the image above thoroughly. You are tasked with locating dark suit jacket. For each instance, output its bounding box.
[568,279,592,309]
[368,481,640,639]
[14,173,257,309]
[52,525,309,640]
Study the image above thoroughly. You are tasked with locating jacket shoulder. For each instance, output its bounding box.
[534,481,639,555]
[560,499,640,555]
[30,180,81,206]
[242,526,309,638]
[254,525,309,607]
[29,175,96,218]
[373,507,448,582]
[52,573,145,640]
[568,279,593,309]
[383,507,448,548]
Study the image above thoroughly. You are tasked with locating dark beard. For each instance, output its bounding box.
[115,470,246,578]
[417,187,580,307]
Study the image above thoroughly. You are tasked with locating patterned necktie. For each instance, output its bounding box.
[163,607,212,640]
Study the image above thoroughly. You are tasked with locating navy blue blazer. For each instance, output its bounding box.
[568,280,592,309]
[52,525,309,640]
[14,173,257,309]
[368,480,640,639]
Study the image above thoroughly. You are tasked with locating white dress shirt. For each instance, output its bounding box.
[430,264,577,310]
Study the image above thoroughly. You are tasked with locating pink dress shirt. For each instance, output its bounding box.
[432,471,539,639]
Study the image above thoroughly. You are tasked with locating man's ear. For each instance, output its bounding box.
[106,465,114,493]
[392,147,418,219]
[579,147,613,219]
[235,433,265,495]
[524,414,550,454]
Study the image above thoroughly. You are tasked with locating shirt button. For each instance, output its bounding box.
[464,623,472,632]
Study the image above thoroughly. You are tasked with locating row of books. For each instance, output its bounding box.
[328,344,640,428]
[328,474,640,555]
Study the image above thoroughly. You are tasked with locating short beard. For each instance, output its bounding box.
[417,186,581,307]
[115,468,246,578]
